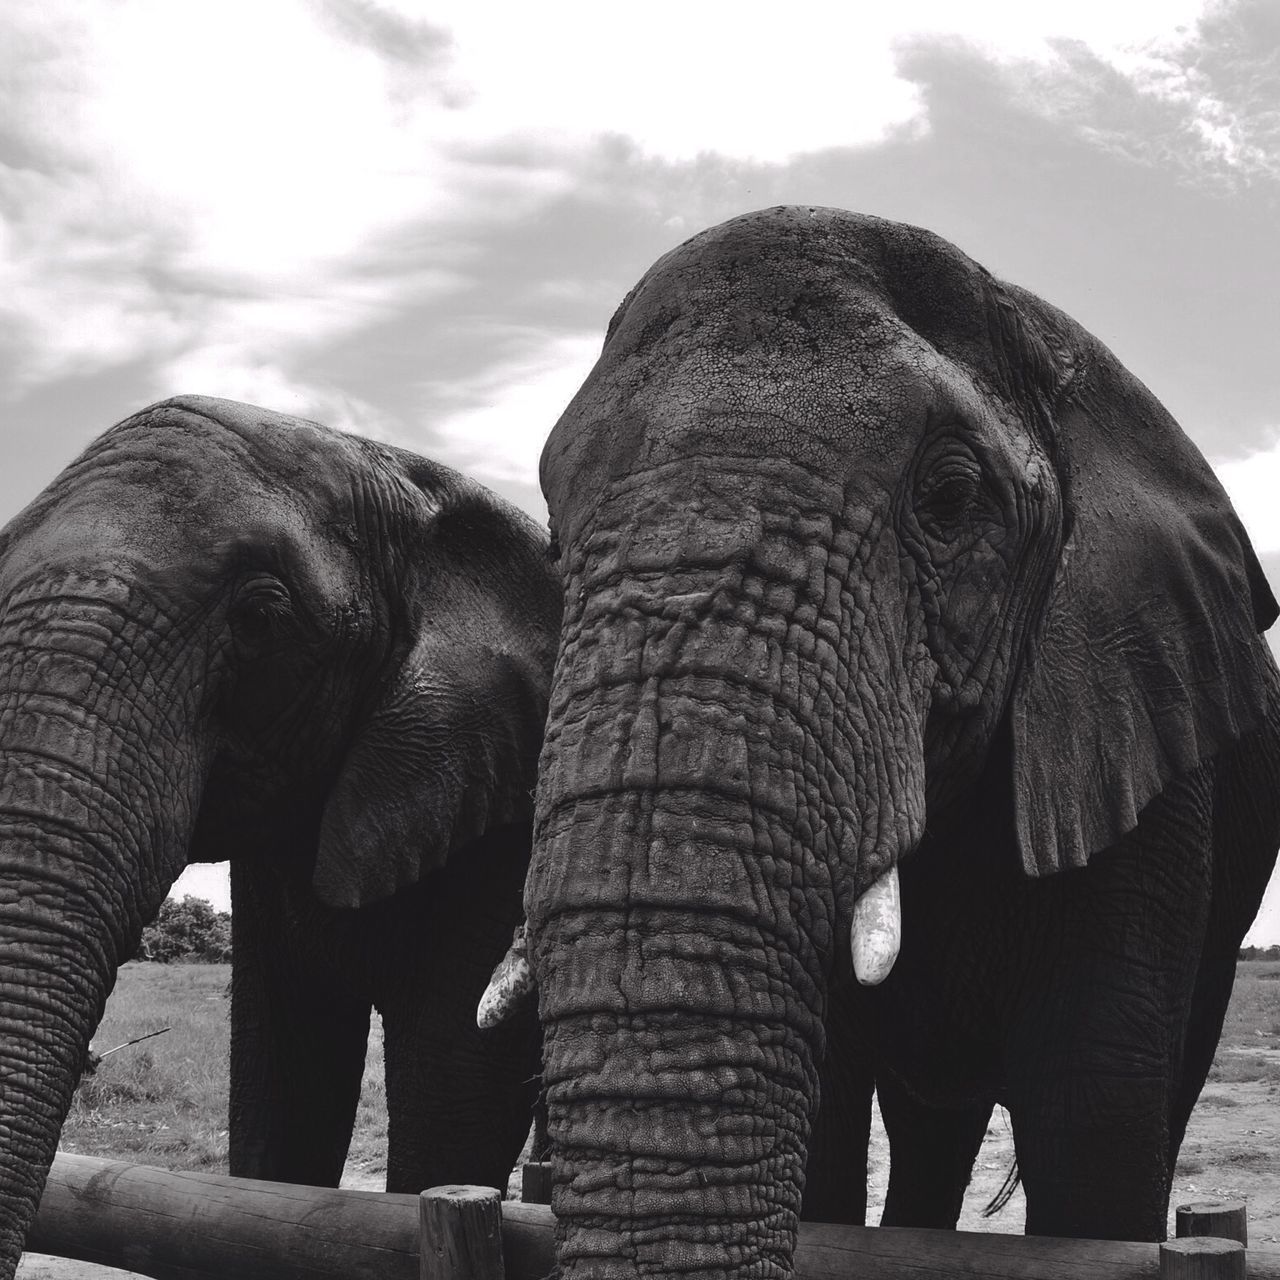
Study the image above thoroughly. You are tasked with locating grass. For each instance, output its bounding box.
[1215,962,1280,1044]
[61,962,390,1180]
[1207,960,1280,1086]
[65,963,230,1169]
[58,958,1280,1178]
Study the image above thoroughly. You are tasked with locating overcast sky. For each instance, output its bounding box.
[3,0,1279,939]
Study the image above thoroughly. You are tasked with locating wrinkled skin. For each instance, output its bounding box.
[525,208,1280,1279]
[0,396,558,1278]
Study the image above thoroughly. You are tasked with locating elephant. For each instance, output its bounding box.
[0,395,559,1278]
[512,207,1280,1280]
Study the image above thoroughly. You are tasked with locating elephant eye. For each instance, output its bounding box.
[917,455,983,534]
[230,577,294,648]
[547,532,562,565]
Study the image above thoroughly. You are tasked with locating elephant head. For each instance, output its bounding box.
[0,395,559,1276]
[521,208,1276,1279]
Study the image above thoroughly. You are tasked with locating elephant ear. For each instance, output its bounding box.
[312,464,557,909]
[1009,303,1277,877]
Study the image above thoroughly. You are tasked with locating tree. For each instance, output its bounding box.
[140,896,232,963]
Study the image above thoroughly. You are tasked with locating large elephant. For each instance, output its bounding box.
[0,395,558,1277]
[518,207,1280,1279]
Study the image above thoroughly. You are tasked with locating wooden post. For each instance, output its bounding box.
[520,1162,553,1206]
[1177,1201,1249,1247]
[419,1185,504,1280]
[1160,1237,1247,1280]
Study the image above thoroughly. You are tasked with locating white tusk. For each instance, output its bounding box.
[850,865,901,986]
[476,923,536,1030]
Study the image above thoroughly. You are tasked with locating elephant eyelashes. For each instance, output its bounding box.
[915,452,986,537]
[229,578,295,649]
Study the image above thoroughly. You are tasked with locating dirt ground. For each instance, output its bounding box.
[19,1064,1279,1278]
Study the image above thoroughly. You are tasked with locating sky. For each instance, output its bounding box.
[3,0,1279,940]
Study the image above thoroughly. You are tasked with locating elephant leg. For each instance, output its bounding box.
[1168,949,1235,1172]
[802,981,874,1225]
[1008,990,1177,1240]
[376,833,541,1194]
[228,861,371,1186]
[1170,711,1280,1167]
[1006,771,1220,1241]
[878,1073,992,1228]
[381,994,539,1194]
[1010,1072,1172,1240]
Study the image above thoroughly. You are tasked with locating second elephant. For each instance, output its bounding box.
[0,395,559,1278]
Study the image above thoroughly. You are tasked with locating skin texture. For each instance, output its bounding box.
[525,207,1280,1280]
[0,396,559,1279]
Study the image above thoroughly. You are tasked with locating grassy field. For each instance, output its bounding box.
[63,963,389,1182]
[1207,959,1280,1083]
[60,959,1280,1203]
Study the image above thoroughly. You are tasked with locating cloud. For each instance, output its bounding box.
[0,0,609,494]
[949,5,1280,190]
[0,0,583,400]
[6,0,1259,457]
[1145,0,1280,182]
[4,1,1276,512]
[1214,437,1280,556]
[309,0,455,71]
[386,0,1221,163]
[431,330,601,485]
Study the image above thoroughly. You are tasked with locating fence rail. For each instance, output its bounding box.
[27,1154,1280,1280]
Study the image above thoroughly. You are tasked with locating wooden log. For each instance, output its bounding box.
[1160,1237,1247,1279]
[519,1161,553,1206]
[419,1186,503,1280]
[26,1154,1280,1280]
[1176,1201,1249,1246]
[28,1153,421,1280]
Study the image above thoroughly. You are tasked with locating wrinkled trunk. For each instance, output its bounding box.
[531,835,822,1278]
[0,583,203,1276]
[526,518,925,1278]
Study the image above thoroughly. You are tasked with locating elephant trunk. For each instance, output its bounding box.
[528,805,824,1280]
[525,542,926,1279]
[532,901,819,1280]
[0,586,204,1275]
[0,834,143,1271]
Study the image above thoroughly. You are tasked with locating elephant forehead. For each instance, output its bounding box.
[122,396,372,504]
[101,398,373,520]
[1,398,377,591]
[543,301,974,524]
[543,209,1026,524]
[643,206,991,324]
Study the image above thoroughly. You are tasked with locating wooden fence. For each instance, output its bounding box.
[27,1154,1275,1280]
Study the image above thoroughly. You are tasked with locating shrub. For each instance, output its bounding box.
[141,896,232,964]
[1238,944,1280,961]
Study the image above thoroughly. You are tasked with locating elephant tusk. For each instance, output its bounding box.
[850,865,901,986]
[476,923,536,1029]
